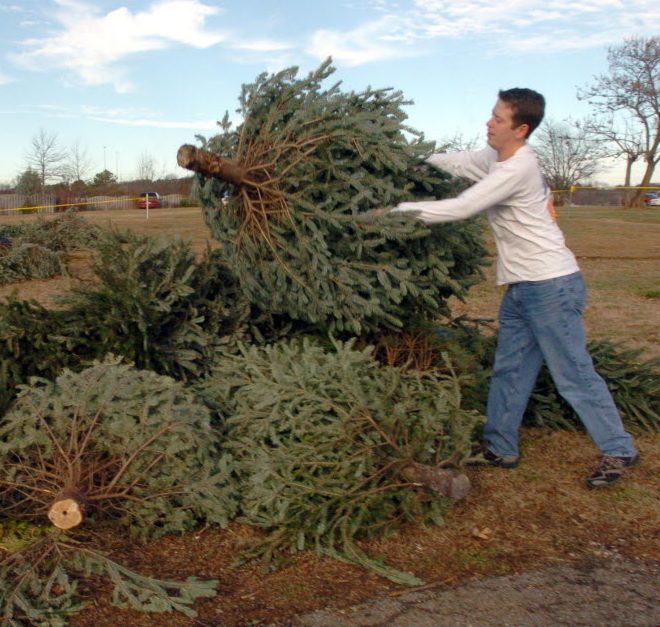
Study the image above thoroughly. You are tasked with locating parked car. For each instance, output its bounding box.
[643,192,659,205]
[648,194,660,206]
[137,192,161,209]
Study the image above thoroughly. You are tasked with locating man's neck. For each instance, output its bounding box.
[497,140,527,162]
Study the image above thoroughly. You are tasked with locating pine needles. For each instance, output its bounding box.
[0,359,236,537]
[0,359,234,623]
[196,337,482,584]
[185,60,489,335]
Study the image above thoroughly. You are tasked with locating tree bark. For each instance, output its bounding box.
[400,462,471,500]
[623,156,634,188]
[177,145,249,186]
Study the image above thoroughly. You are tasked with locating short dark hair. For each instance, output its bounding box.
[498,88,545,138]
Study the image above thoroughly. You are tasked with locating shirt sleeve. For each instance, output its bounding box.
[426,147,494,182]
[391,157,525,224]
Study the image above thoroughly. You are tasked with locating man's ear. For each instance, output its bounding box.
[515,123,530,139]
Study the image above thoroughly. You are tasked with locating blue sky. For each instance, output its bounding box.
[1,0,658,186]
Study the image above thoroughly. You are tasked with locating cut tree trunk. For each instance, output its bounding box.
[400,462,471,500]
[177,145,249,187]
[48,490,86,530]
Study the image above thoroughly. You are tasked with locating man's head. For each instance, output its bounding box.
[497,88,545,138]
[486,88,545,159]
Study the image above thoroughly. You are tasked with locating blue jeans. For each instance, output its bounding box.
[485,271,637,458]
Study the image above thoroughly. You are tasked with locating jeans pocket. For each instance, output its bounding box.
[566,273,587,314]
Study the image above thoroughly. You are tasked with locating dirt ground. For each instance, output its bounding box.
[1,205,658,626]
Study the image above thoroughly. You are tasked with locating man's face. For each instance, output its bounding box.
[486,99,528,152]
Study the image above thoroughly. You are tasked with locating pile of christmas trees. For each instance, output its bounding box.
[0,212,100,285]
[0,60,657,622]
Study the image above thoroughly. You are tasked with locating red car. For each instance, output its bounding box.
[137,192,161,209]
[644,192,659,206]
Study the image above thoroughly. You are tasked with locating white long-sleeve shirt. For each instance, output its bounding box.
[393,145,579,285]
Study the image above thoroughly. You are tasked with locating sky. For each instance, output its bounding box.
[0,0,658,186]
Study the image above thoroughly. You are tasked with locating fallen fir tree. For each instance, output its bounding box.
[196,337,481,585]
[0,241,64,285]
[0,358,235,535]
[0,359,235,622]
[0,211,102,286]
[0,537,218,625]
[178,59,488,336]
[0,230,245,414]
[0,211,101,253]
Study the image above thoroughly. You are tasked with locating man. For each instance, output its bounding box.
[388,88,638,488]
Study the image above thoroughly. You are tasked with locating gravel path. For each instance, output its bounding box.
[276,556,659,626]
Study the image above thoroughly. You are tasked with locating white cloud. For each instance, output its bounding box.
[15,102,218,129]
[0,68,14,84]
[88,115,218,129]
[307,15,413,66]
[79,104,219,130]
[0,4,28,12]
[306,0,660,66]
[10,0,226,92]
[6,0,659,90]
[231,39,294,53]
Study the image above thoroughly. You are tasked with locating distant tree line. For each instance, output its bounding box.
[5,124,192,204]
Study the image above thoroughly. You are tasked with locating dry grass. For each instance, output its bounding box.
[1,204,658,626]
[449,206,659,358]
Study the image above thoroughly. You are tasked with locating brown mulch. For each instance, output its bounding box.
[65,429,659,627]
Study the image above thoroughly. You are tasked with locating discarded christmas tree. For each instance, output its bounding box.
[0,231,245,415]
[0,359,235,621]
[0,211,101,286]
[178,59,488,335]
[0,358,236,536]
[196,337,480,584]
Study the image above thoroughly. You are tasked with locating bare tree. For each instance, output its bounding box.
[26,128,68,186]
[437,132,483,152]
[65,140,94,183]
[533,120,606,205]
[577,117,644,188]
[136,152,157,181]
[578,36,659,206]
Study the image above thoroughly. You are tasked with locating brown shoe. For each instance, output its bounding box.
[586,454,639,488]
[466,445,519,469]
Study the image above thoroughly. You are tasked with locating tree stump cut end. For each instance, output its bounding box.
[401,463,471,500]
[48,497,84,530]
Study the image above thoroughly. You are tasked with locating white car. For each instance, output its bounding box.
[648,195,660,206]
